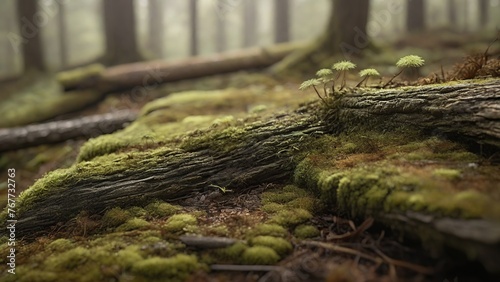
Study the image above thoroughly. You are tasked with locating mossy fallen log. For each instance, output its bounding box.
[2,79,500,273]
[0,110,137,152]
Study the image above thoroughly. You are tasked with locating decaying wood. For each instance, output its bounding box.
[6,80,500,267]
[0,110,137,152]
[179,235,239,249]
[331,80,500,148]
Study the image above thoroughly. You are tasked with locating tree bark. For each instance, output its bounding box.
[17,0,45,71]
[0,110,137,152]
[102,0,142,65]
[7,80,500,237]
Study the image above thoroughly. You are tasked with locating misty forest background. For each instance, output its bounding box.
[0,0,499,80]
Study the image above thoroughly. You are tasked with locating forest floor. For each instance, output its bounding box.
[1,31,499,281]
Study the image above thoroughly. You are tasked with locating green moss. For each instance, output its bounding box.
[294,225,320,239]
[17,269,58,282]
[241,246,280,265]
[145,201,180,218]
[217,242,248,261]
[128,206,147,217]
[261,202,285,213]
[248,224,288,238]
[115,246,144,269]
[46,247,91,270]
[250,236,292,256]
[47,238,74,252]
[432,168,461,181]
[116,218,151,232]
[131,254,200,280]
[163,214,198,234]
[269,208,313,227]
[101,207,132,227]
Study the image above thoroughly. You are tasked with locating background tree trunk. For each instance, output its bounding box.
[58,1,68,68]
[148,0,164,58]
[406,0,425,32]
[274,0,290,43]
[447,0,457,29]
[242,0,257,47]
[215,0,227,53]
[479,0,489,28]
[102,0,142,65]
[189,0,199,56]
[270,0,370,73]
[17,0,45,71]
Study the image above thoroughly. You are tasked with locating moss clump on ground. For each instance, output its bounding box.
[247,223,288,238]
[101,207,132,227]
[269,208,313,227]
[47,238,74,252]
[130,254,200,281]
[116,218,151,232]
[242,246,280,265]
[145,201,181,218]
[294,224,320,239]
[217,242,248,261]
[250,236,293,256]
[432,168,461,181]
[46,247,91,270]
[163,214,198,234]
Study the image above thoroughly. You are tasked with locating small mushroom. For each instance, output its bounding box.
[299,78,328,105]
[356,68,381,87]
[383,55,425,88]
[332,60,357,90]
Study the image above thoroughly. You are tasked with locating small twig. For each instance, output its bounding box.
[328,217,374,240]
[301,240,382,264]
[370,247,434,275]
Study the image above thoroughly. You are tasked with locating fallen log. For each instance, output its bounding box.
[68,42,306,93]
[0,110,137,152]
[2,80,500,273]
[5,79,500,235]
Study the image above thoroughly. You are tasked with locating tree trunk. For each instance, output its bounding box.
[102,0,142,65]
[8,80,500,237]
[17,0,45,71]
[148,0,164,58]
[447,0,457,28]
[242,0,257,47]
[270,0,370,73]
[479,0,489,28]
[58,1,68,68]
[215,0,227,53]
[406,0,425,32]
[274,0,290,43]
[189,0,199,56]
